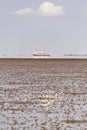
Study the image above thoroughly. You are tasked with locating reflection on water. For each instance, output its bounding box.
[0,59,87,130]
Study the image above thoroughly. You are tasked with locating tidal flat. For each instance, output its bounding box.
[0,59,87,130]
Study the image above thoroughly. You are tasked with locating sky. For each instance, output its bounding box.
[0,0,87,58]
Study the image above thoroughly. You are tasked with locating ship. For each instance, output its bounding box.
[33,51,50,59]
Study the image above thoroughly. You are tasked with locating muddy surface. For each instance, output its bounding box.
[0,59,87,130]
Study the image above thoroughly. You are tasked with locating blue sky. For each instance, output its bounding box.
[0,0,87,57]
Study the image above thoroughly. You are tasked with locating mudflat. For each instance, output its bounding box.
[0,59,87,130]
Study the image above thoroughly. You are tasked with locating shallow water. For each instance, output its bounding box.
[0,59,87,130]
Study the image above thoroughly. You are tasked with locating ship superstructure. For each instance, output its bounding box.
[33,51,50,58]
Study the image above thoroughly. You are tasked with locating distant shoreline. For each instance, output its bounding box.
[0,58,87,60]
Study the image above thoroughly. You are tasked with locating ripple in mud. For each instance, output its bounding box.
[0,59,87,130]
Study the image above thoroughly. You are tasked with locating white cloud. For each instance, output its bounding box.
[14,1,64,16]
[39,1,64,16]
[14,8,34,16]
